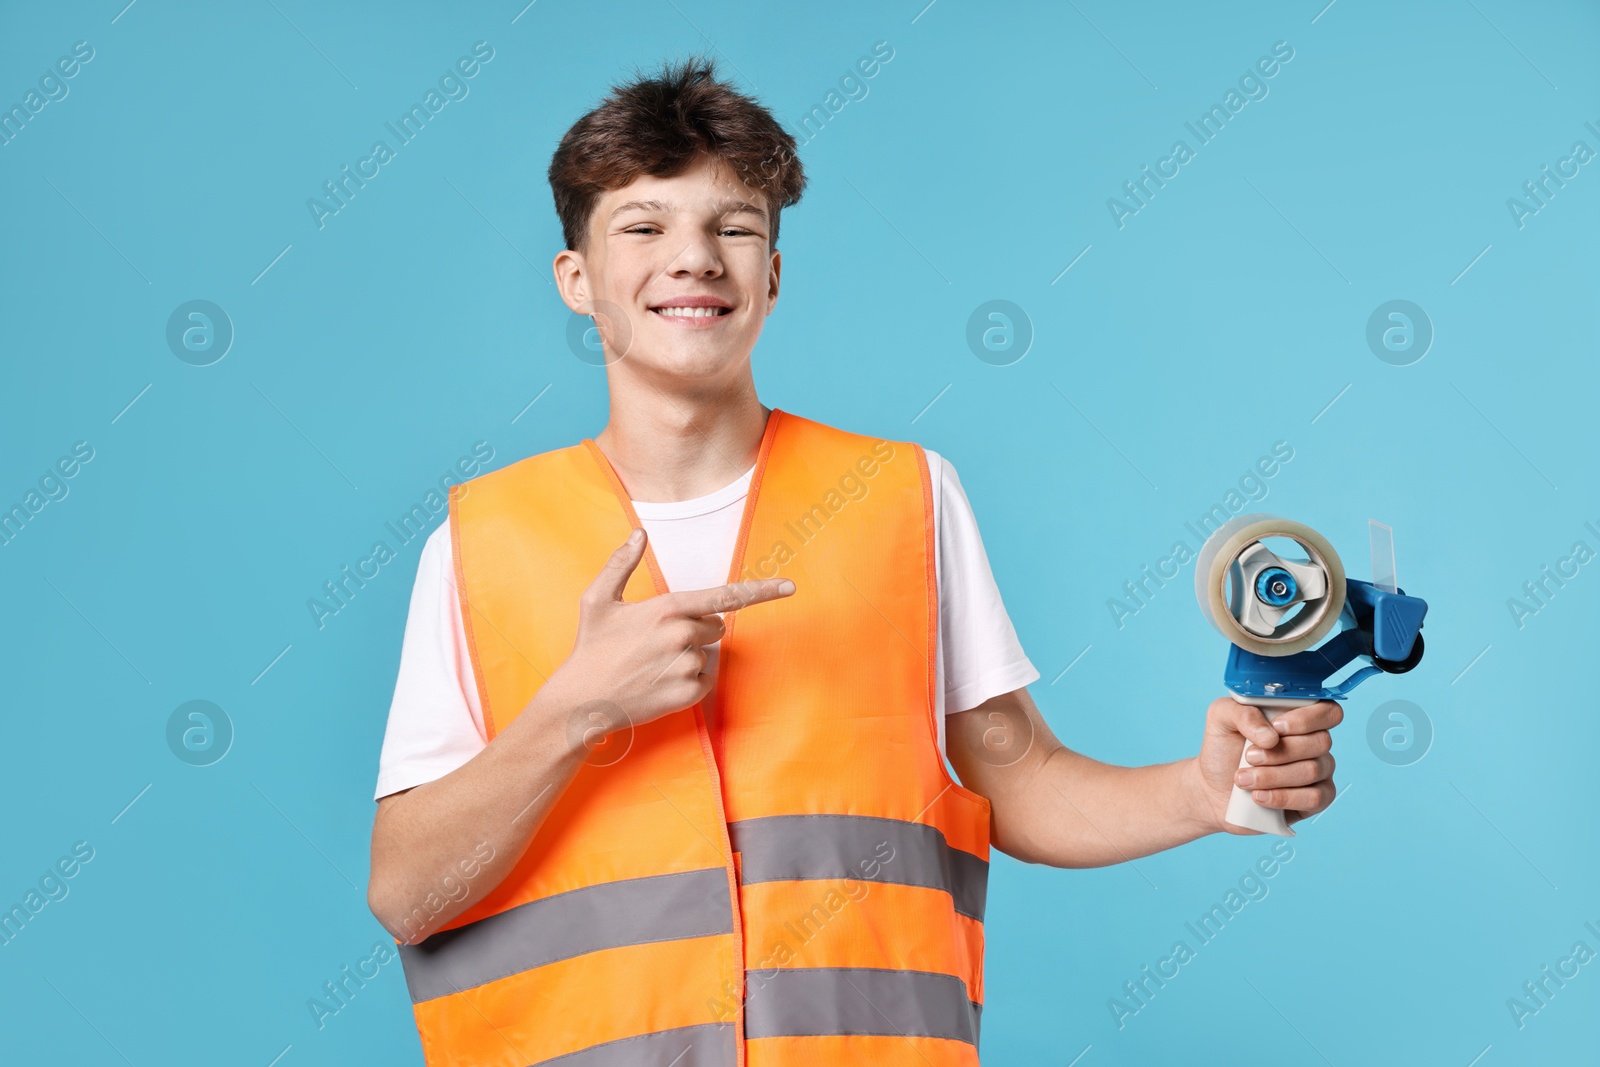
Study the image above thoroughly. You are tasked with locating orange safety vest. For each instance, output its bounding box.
[398,409,992,1066]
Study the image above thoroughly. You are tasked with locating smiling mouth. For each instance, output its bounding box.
[650,306,732,318]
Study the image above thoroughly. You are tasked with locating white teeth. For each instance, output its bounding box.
[653,306,726,317]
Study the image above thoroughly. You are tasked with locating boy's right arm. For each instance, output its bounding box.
[368,670,590,945]
[366,527,795,943]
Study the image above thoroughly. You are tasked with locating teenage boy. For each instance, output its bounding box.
[368,57,1341,1066]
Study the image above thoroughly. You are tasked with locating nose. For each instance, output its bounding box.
[664,231,724,278]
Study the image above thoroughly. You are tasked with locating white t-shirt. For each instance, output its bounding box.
[373,449,1038,800]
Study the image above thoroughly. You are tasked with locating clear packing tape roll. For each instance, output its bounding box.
[1193,513,1347,657]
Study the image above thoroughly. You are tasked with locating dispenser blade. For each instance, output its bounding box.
[1369,519,1397,594]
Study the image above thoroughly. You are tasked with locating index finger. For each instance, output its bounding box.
[1271,700,1344,736]
[668,578,796,617]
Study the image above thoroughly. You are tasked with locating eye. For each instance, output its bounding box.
[720,227,756,237]
[623,225,660,235]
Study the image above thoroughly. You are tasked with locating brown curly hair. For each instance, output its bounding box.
[548,54,806,253]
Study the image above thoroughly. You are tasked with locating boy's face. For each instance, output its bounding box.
[553,153,781,386]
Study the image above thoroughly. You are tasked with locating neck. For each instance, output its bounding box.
[593,371,769,503]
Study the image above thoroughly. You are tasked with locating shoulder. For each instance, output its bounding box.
[777,410,933,480]
[402,523,458,607]
[449,440,589,506]
[919,448,971,511]
[420,519,454,567]
[772,410,910,458]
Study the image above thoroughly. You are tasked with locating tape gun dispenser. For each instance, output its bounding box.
[1195,514,1428,836]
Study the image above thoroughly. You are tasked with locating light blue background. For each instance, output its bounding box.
[2,1,1596,1064]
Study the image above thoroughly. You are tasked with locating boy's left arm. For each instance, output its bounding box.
[945,688,1342,866]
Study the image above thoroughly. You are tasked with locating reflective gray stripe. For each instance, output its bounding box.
[729,814,988,921]
[744,967,981,1045]
[531,1023,735,1066]
[398,867,733,1003]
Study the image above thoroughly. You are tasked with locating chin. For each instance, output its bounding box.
[640,332,753,374]
[636,347,746,383]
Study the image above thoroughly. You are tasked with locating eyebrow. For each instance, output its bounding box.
[608,197,768,223]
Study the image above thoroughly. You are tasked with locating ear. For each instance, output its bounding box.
[766,247,782,314]
[552,247,592,315]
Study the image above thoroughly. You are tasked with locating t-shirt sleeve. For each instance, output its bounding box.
[933,452,1041,714]
[373,523,489,800]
